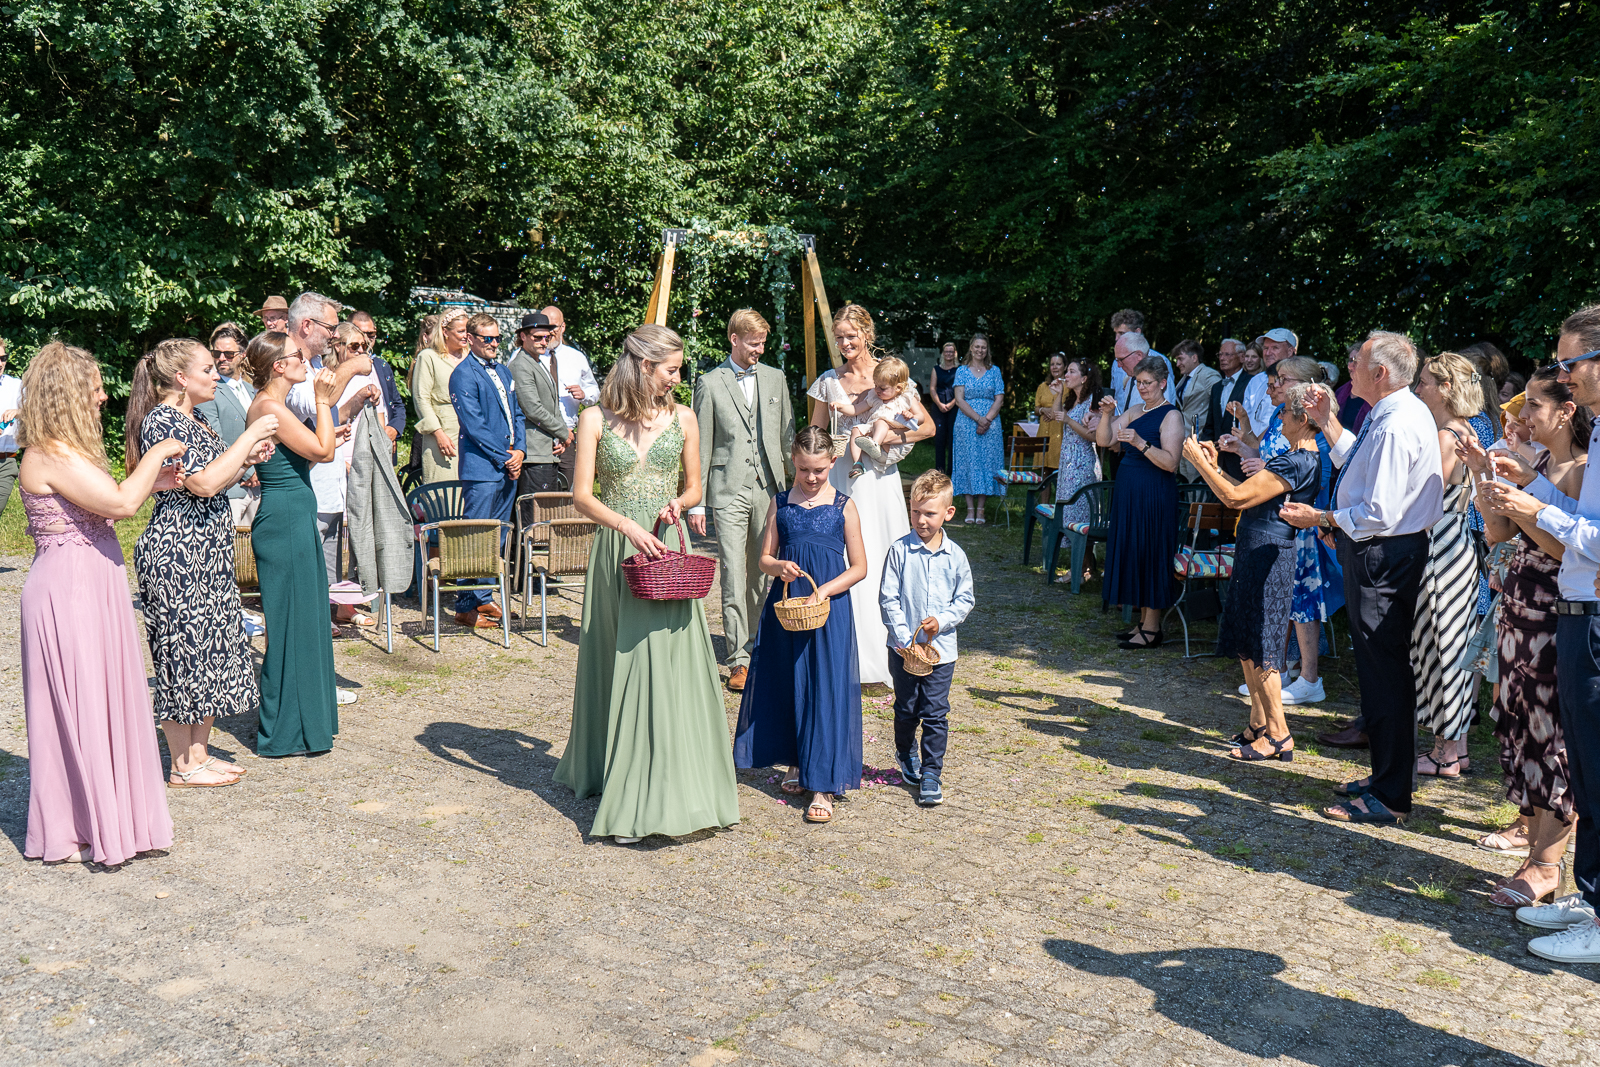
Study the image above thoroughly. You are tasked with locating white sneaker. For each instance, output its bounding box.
[1237,682,1250,697]
[1281,676,1325,705]
[336,688,358,706]
[1518,893,1597,930]
[1528,917,1600,964]
[1238,669,1301,698]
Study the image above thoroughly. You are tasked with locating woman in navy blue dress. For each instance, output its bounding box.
[734,426,869,825]
[1096,355,1183,649]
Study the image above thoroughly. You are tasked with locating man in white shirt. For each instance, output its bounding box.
[0,337,21,517]
[1203,338,1255,482]
[1106,308,1167,403]
[540,305,599,485]
[1282,330,1441,827]
[1477,303,1600,964]
[1240,327,1298,435]
[1109,332,1176,414]
[1171,339,1219,479]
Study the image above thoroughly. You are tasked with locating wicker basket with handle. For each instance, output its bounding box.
[898,628,941,677]
[774,569,831,632]
[828,405,850,459]
[620,516,717,600]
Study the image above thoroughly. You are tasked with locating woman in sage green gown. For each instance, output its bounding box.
[242,331,342,757]
[555,325,740,842]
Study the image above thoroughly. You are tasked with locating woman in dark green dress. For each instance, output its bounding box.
[242,332,341,757]
[555,325,739,843]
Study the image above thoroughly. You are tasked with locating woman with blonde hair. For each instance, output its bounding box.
[125,338,279,787]
[1411,350,1488,777]
[555,324,739,843]
[18,342,187,865]
[951,335,1006,523]
[807,304,935,685]
[411,309,470,481]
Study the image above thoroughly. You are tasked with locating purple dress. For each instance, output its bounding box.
[21,490,173,865]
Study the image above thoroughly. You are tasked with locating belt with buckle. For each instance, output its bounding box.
[1553,600,1600,616]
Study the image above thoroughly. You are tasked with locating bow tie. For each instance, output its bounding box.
[732,367,756,381]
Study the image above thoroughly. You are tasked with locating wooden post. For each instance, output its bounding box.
[651,243,677,327]
[802,258,817,423]
[804,249,842,369]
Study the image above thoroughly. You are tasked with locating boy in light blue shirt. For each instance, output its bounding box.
[880,470,975,806]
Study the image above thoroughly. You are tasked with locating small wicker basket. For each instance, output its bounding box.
[620,517,717,601]
[774,570,830,632]
[898,629,941,676]
[828,406,850,459]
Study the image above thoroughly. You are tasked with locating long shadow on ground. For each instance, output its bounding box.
[1045,940,1537,1066]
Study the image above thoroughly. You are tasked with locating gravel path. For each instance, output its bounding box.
[1,525,1596,1065]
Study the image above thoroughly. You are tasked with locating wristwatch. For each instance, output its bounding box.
[1139,441,1152,455]
[1318,510,1336,530]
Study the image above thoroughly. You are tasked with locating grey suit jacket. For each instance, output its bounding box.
[1175,365,1221,434]
[506,349,569,465]
[693,362,794,510]
[345,407,415,596]
[195,376,256,499]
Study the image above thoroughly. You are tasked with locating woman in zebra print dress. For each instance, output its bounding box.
[1410,352,1489,777]
[125,339,279,787]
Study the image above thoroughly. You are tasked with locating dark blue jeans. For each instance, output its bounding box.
[456,476,515,612]
[890,654,955,781]
[1554,614,1600,912]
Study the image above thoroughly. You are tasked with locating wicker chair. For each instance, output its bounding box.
[407,480,469,598]
[526,517,598,646]
[234,525,259,593]
[514,490,578,596]
[420,518,511,650]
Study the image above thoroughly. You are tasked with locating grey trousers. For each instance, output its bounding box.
[714,482,773,669]
[0,454,17,519]
[316,511,345,585]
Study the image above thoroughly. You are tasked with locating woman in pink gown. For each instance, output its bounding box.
[17,342,187,866]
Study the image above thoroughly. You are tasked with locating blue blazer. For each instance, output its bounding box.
[449,355,526,483]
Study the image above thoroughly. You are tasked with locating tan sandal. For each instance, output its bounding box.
[1476,825,1530,857]
[168,758,241,789]
[804,793,834,823]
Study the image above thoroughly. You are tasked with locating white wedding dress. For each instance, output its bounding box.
[809,370,913,686]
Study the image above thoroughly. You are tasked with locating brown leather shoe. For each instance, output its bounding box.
[727,666,749,692]
[1316,721,1369,749]
[478,602,503,621]
[454,611,498,630]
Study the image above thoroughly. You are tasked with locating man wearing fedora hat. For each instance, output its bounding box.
[504,311,569,495]
[1241,326,1299,436]
[257,295,289,332]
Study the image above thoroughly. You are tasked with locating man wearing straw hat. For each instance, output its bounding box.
[687,308,795,691]
[256,295,289,333]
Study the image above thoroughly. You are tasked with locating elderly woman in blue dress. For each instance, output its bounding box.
[950,335,1005,525]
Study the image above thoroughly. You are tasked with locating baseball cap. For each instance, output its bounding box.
[1256,328,1298,348]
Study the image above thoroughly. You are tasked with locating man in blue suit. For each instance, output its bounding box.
[449,312,526,628]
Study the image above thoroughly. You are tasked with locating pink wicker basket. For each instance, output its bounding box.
[621,517,716,601]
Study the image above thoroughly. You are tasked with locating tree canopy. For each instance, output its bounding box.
[3,0,1595,394]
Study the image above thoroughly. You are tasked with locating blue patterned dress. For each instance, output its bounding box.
[952,364,1006,498]
[1258,406,1341,623]
[1055,396,1103,525]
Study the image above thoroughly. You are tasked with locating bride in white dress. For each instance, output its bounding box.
[808,305,935,685]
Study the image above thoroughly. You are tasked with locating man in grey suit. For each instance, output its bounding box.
[1170,338,1220,480]
[195,323,260,525]
[687,308,795,691]
[504,312,569,494]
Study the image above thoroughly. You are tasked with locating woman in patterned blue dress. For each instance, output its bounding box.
[735,426,868,825]
[1056,358,1105,526]
[951,336,1005,524]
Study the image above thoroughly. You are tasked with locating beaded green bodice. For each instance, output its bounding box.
[596,414,683,524]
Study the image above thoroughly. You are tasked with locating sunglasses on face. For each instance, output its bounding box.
[309,317,338,332]
[210,348,240,358]
[475,333,501,343]
[1557,349,1600,373]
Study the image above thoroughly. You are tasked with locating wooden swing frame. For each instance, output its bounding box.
[643,228,842,389]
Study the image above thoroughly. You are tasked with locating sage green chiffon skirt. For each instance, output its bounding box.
[554,527,740,838]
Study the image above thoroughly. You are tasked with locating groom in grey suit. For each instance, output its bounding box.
[194,328,259,526]
[687,309,795,691]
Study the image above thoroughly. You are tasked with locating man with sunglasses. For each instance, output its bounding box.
[448,312,525,629]
[196,322,262,526]
[1478,305,1600,966]
[0,336,20,518]
[347,310,406,446]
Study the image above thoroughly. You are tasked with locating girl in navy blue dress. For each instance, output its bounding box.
[1096,355,1184,649]
[734,426,869,825]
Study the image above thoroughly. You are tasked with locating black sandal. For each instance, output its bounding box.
[1333,776,1372,797]
[1118,629,1164,650]
[1228,733,1294,763]
[1230,725,1265,747]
